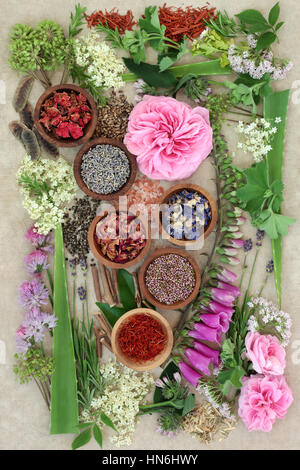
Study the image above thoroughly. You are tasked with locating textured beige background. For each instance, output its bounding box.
[0,0,300,451]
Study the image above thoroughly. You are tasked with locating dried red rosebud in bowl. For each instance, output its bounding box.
[33,84,98,148]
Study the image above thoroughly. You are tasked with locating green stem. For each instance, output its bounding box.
[139,399,175,411]
[47,268,54,295]
[241,249,259,311]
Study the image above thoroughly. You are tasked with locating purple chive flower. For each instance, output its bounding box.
[208,288,235,307]
[215,281,240,297]
[25,226,53,253]
[199,312,230,333]
[266,259,274,273]
[217,267,238,283]
[256,229,265,246]
[79,257,88,277]
[225,238,245,249]
[155,378,164,388]
[202,300,234,316]
[185,348,214,375]
[189,324,222,345]
[191,341,220,366]
[179,361,202,387]
[19,279,49,311]
[243,238,253,253]
[25,250,49,276]
[77,286,86,301]
[69,258,77,278]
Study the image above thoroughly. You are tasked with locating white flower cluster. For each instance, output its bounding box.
[75,32,125,90]
[228,39,293,80]
[236,118,279,162]
[247,297,292,347]
[17,155,77,234]
[81,361,154,447]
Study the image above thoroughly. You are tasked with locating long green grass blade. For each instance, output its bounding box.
[264,89,290,307]
[50,223,79,434]
[122,59,231,82]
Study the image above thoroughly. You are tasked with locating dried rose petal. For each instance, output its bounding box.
[56,122,70,138]
[68,122,83,139]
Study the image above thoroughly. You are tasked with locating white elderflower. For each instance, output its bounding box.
[75,32,125,91]
[17,155,77,234]
[235,118,279,162]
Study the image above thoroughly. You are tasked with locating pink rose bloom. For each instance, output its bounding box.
[238,374,293,432]
[124,95,213,180]
[246,332,286,375]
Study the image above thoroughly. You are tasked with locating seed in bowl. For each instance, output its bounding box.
[145,254,196,304]
[81,144,130,194]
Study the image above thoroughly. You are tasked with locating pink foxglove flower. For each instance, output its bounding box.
[200,312,230,333]
[189,324,222,345]
[207,288,235,307]
[179,361,202,387]
[124,95,213,181]
[238,375,293,432]
[216,267,238,283]
[25,250,49,276]
[245,332,286,376]
[185,348,214,375]
[192,341,220,366]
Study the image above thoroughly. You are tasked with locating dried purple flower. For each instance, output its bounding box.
[256,229,265,246]
[69,258,77,278]
[266,259,274,274]
[243,238,253,253]
[79,256,88,277]
[77,286,86,301]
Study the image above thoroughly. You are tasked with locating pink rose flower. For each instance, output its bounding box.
[124,95,213,180]
[238,374,293,432]
[245,332,286,375]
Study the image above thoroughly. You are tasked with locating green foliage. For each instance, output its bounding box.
[116,269,136,310]
[236,3,283,51]
[123,58,177,89]
[71,412,116,450]
[217,338,245,394]
[225,74,272,114]
[154,361,179,403]
[14,348,54,384]
[69,63,106,105]
[9,20,68,74]
[204,11,240,37]
[236,160,295,239]
[69,3,87,38]
[192,30,233,67]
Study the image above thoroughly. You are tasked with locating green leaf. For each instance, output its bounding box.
[173,73,196,95]
[220,338,237,368]
[182,394,195,416]
[93,423,103,448]
[248,23,272,33]
[78,422,93,429]
[275,21,284,31]
[264,89,290,306]
[72,428,91,450]
[139,6,166,51]
[256,32,277,51]
[159,41,188,72]
[236,161,269,211]
[50,224,79,435]
[96,302,127,327]
[117,269,136,310]
[153,361,180,403]
[218,365,245,392]
[268,2,280,26]
[259,211,295,239]
[100,411,117,431]
[123,57,177,89]
[236,9,268,25]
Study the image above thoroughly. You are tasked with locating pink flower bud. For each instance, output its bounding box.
[179,361,202,387]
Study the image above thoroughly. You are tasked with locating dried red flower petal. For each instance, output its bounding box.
[68,122,83,139]
[56,122,70,138]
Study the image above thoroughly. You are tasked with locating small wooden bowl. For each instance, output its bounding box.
[138,247,201,310]
[159,183,217,247]
[111,308,173,371]
[88,210,151,269]
[33,84,98,148]
[73,138,137,200]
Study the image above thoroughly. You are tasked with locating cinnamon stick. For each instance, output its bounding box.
[97,261,115,306]
[95,312,112,339]
[91,264,102,302]
[105,267,117,303]
[112,269,121,304]
[100,337,113,352]
[132,271,142,308]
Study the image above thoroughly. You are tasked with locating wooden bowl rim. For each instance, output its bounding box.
[73,137,137,200]
[111,308,173,371]
[138,247,201,310]
[88,210,151,269]
[159,183,218,246]
[33,83,98,148]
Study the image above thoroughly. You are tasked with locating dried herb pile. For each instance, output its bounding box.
[63,195,99,261]
[93,91,133,141]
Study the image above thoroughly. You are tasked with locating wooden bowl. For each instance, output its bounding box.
[159,183,218,247]
[74,138,137,200]
[138,247,201,310]
[111,308,173,371]
[33,84,98,148]
[88,210,151,269]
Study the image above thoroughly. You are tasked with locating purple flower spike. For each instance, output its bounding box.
[200,312,229,333]
[226,238,244,249]
[243,238,253,253]
[206,300,234,316]
[189,324,222,345]
[179,361,202,387]
[185,348,213,376]
[216,281,241,298]
[209,288,235,307]
[192,341,220,366]
[217,267,238,283]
